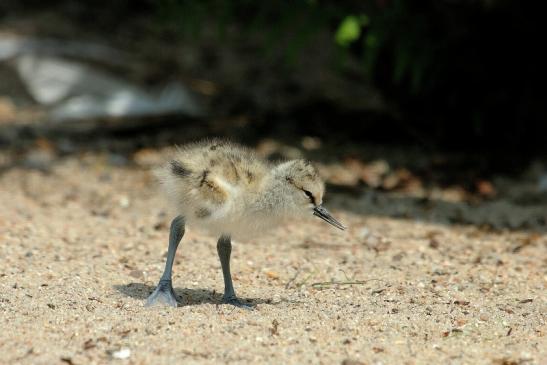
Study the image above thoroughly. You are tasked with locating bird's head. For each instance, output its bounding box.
[274,159,346,230]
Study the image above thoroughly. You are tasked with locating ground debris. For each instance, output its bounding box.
[60,357,74,365]
[110,348,131,359]
[311,280,367,289]
[341,359,366,365]
[265,271,280,280]
[83,339,96,350]
[511,234,541,253]
[270,319,279,336]
[492,358,520,365]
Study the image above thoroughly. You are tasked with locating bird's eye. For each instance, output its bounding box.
[303,190,316,205]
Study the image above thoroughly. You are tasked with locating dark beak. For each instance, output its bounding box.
[313,205,346,230]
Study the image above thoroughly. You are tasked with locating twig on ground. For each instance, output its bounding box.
[285,268,301,289]
[311,278,387,289]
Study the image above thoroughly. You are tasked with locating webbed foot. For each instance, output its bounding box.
[222,296,254,310]
[145,280,178,307]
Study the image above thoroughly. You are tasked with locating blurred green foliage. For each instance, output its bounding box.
[335,15,367,48]
[151,1,443,92]
[153,0,543,152]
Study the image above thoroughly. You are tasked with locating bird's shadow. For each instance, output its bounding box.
[114,282,272,307]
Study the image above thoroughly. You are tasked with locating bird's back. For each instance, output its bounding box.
[157,139,271,236]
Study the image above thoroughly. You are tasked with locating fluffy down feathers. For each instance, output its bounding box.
[156,139,327,239]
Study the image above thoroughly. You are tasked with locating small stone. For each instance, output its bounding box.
[23,148,55,171]
[119,196,130,208]
[111,348,131,359]
[60,357,74,365]
[301,136,322,150]
[265,271,279,280]
[341,359,365,365]
[358,227,370,238]
[83,339,96,350]
[429,238,440,249]
[108,154,129,166]
[129,270,144,279]
[476,180,496,197]
[0,97,16,122]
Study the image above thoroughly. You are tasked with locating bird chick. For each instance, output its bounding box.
[146,139,345,309]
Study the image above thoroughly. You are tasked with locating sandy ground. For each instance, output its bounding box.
[0,152,546,365]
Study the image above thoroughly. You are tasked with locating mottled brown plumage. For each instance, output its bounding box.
[156,139,344,239]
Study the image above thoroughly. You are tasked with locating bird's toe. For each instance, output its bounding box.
[145,280,178,307]
[222,297,254,310]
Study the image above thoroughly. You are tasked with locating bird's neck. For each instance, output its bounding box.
[253,169,292,215]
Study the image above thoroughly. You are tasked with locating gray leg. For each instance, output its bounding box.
[145,216,185,307]
[217,235,253,309]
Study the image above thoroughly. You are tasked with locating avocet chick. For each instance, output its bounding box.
[146,139,345,309]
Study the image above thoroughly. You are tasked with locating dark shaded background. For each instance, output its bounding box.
[0,0,545,174]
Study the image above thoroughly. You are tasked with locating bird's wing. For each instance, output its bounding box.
[158,140,269,214]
